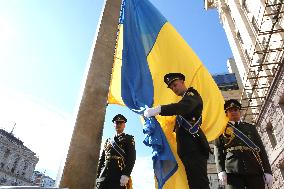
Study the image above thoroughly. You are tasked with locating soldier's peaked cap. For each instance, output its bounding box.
[112,114,127,123]
[164,73,185,87]
[224,99,241,111]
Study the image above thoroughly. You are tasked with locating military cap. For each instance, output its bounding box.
[164,73,185,87]
[224,99,241,112]
[112,114,127,123]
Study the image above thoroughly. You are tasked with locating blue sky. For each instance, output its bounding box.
[0,0,232,188]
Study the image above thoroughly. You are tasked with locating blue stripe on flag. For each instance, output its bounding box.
[121,0,177,188]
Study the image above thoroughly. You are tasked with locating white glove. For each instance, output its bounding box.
[120,175,129,186]
[144,106,161,118]
[218,171,227,185]
[263,173,273,186]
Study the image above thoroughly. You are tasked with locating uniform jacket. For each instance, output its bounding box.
[97,133,136,182]
[214,121,272,175]
[160,87,210,158]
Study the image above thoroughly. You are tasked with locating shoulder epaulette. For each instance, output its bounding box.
[125,134,134,138]
[125,134,135,145]
[185,91,195,97]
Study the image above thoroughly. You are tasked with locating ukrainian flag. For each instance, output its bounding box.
[108,0,228,188]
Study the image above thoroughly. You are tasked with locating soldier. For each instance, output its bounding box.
[144,73,210,189]
[214,99,273,189]
[96,114,136,189]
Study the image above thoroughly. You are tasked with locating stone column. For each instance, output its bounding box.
[59,0,122,188]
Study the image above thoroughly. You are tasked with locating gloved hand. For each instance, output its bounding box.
[120,175,129,186]
[144,106,161,118]
[263,173,273,186]
[218,171,227,185]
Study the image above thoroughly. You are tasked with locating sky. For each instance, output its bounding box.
[0,0,232,188]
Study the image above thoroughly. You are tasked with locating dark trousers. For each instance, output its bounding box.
[226,173,265,189]
[180,153,210,189]
[96,178,126,189]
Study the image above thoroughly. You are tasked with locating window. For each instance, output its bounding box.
[23,161,28,170]
[244,49,251,61]
[232,17,236,24]
[261,37,268,48]
[3,149,10,159]
[279,161,284,180]
[266,122,277,148]
[252,16,259,32]
[279,94,284,113]
[12,156,20,170]
[242,0,250,13]
[236,31,244,44]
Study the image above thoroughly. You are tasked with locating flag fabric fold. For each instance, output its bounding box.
[108,0,228,188]
[143,118,177,188]
[121,0,178,188]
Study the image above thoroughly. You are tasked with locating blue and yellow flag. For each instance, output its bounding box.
[108,0,228,188]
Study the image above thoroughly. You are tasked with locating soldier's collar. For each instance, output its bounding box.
[229,121,235,125]
[182,88,194,97]
[182,89,189,97]
[116,132,125,137]
[229,121,240,125]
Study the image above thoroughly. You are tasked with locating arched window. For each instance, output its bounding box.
[266,122,277,148]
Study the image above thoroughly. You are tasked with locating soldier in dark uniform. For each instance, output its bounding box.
[214,99,273,189]
[144,73,210,189]
[96,114,136,189]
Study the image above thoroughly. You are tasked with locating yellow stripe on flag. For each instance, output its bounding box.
[147,22,227,188]
[108,24,124,106]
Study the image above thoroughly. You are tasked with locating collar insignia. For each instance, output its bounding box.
[187,92,194,96]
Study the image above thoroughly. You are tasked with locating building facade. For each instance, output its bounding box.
[208,143,222,189]
[205,0,284,188]
[32,170,55,187]
[0,128,39,186]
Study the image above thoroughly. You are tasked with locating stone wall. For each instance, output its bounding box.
[0,129,38,186]
[258,65,284,189]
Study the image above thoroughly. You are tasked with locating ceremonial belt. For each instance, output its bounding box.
[226,146,252,152]
[227,122,260,152]
[227,122,265,173]
[176,115,201,135]
[108,139,126,169]
[106,155,123,160]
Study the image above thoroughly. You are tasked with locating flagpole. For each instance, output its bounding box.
[59,0,122,188]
